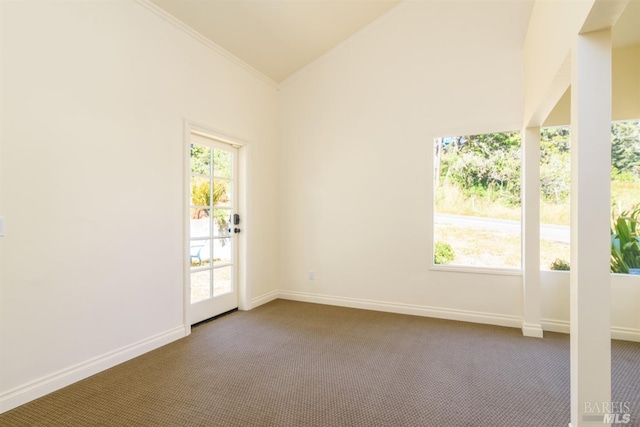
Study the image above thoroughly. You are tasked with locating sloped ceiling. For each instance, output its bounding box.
[149,0,638,84]
[150,0,402,83]
[612,0,640,47]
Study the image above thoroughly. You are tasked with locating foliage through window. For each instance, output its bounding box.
[433,121,639,273]
[434,130,522,269]
[540,126,571,270]
[540,120,640,273]
[610,120,640,274]
[190,144,232,236]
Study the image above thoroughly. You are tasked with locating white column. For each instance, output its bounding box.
[521,127,543,338]
[569,29,612,427]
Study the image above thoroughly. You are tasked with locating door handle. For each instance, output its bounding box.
[228,214,241,234]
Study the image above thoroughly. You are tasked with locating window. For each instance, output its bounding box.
[433,122,640,274]
[540,126,571,271]
[610,119,640,275]
[433,130,521,270]
[541,120,640,274]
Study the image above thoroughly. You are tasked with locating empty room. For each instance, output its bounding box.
[1,0,639,426]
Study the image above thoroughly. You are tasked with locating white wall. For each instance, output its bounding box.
[277,1,529,325]
[545,44,640,126]
[540,43,640,341]
[277,0,640,341]
[1,0,638,414]
[522,0,594,126]
[0,0,278,410]
[541,272,640,341]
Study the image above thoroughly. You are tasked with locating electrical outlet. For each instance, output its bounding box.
[308,271,314,281]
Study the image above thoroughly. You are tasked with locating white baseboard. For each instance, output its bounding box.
[541,318,640,342]
[277,290,522,329]
[611,326,640,342]
[0,325,185,414]
[251,289,280,309]
[274,291,640,342]
[522,322,544,338]
[541,318,570,334]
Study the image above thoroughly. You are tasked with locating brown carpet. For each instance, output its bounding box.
[1,299,639,426]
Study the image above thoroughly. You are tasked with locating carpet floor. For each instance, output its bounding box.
[1,299,639,426]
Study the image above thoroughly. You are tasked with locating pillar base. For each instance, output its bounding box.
[522,321,543,338]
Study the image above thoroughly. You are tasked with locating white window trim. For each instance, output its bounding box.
[431,127,523,275]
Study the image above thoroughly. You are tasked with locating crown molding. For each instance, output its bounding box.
[134,0,278,89]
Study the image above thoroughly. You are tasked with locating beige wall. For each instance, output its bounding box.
[613,44,640,121]
[277,0,640,342]
[545,44,640,126]
[522,0,594,126]
[540,45,640,339]
[541,273,640,341]
[1,0,639,415]
[277,1,528,322]
[0,0,278,409]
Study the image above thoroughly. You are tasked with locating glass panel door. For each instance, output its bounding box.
[188,133,239,324]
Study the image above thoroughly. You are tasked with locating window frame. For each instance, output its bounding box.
[430,128,523,275]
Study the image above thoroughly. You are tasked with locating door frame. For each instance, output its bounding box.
[183,119,249,335]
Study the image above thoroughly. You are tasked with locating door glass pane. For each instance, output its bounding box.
[190,176,210,207]
[190,240,210,270]
[213,209,231,236]
[191,270,211,303]
[190,209,210,238]
[213,266,232,296]
[190,144,211,175]
[213,149,232,179]
[189,137,237,319]
[213,179,232,207]
[213,238,232,266]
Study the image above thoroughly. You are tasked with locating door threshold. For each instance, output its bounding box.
[192,308,238,328]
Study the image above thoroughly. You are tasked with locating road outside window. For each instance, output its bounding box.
[434,131,522,270]
[433,120,640,273]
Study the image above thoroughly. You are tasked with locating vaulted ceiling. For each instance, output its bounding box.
[150,0,640,84]
[150,0,402,83]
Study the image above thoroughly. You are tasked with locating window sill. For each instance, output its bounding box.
[430,265,522,276]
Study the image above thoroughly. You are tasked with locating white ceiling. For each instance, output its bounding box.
[150,0,640,84]
[150,0,402,83]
